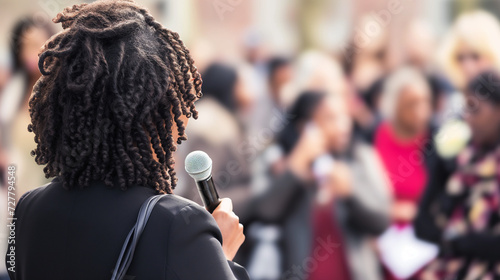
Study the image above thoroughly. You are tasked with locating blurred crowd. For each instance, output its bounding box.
[2,0,500,279]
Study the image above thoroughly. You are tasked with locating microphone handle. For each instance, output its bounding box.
[195,175,221,213]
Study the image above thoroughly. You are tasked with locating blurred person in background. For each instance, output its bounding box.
[233,32,269,143]
[375,67,433,224]
[343,15,389,143]
[267,57,292,110]
[0,17,54,197]
[373,67,439,279]
[280,50,346,107]
[412,11,500,279]
[250,53,349,195]
[434,10,500,138]
[236,61,261,129]
[347,76,385,143]
[439,10,500,91]
[416,70,500,280]
[245,91,391,280]
[175,62,253,218]
[246,56,294,209]
[251,56,292,136]
[404,19,455,128]
[348,19,454,144]
[344,15,389,95]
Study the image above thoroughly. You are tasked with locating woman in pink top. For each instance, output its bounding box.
[375,122,429,224]
[373,67,434,280]
[375,67,433,225]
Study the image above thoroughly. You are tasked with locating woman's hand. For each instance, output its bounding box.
[391,200,417,222]
[327,162,353,198]
[288,123,327,179]
[211,198,245,261]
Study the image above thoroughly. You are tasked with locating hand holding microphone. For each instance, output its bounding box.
[185,151,245,261]
[212,198,245,261]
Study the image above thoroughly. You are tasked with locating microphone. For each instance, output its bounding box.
[185,151,221,213]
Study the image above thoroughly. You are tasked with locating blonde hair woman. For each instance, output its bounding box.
[439,10,500,89]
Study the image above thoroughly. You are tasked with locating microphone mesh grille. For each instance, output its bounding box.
[184,151,212,181]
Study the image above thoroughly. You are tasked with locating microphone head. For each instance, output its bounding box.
[185,150,213,181]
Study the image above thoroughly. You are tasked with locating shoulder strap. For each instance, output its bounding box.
[111,194,166,280]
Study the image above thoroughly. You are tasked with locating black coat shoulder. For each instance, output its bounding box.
[7,178,249,280]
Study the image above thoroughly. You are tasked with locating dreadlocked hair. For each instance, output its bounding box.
[29,0,203,194]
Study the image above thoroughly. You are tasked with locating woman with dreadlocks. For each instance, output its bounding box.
[5,1,248,279]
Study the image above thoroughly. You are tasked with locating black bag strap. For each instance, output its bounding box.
[111,194,166,280]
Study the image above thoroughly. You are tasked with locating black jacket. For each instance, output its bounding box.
[5,177,249,280]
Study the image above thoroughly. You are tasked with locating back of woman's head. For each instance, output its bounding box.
[30,0,202,193]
